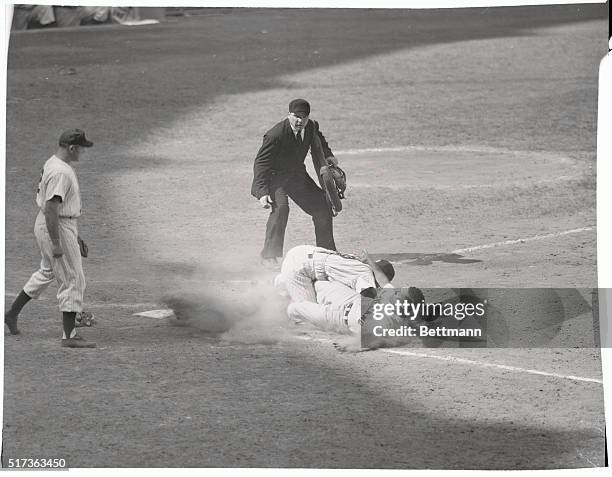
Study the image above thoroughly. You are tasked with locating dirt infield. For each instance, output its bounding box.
[3,5,607,469]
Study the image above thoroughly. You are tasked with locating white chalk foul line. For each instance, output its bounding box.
[335,145,516,155]
[334,145,571,159]
[451,226,594,255]
[296,334,602,384]
[381,349,603,384]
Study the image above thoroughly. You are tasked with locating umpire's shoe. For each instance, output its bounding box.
[61,334,96,348]
[4,312,20,335]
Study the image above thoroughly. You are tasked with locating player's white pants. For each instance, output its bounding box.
[287,300,361,334]
[23,212,85,312]
[280,245,317,302]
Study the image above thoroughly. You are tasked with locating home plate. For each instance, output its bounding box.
[133,309,175,319]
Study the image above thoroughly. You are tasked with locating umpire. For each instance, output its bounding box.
[251,99,338,265]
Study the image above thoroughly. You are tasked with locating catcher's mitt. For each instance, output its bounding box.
[75,311,96,327]
[319,164,346,216]
[310,125,347,217]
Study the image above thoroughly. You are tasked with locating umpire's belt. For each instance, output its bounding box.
[270,165,306,176]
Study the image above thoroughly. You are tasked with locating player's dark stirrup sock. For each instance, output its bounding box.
[7,290,32,317]
[62,312,76,339]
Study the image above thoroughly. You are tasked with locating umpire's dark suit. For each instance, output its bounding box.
[251,118,336,259]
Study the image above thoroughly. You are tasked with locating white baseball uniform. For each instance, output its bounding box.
[287,279,398,334]
[280,245,377,303]
[287,280,361,333]
[23,155,85,312]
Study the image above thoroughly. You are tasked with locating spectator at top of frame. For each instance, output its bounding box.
[11,5,166,30]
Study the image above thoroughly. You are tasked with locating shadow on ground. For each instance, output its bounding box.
[3,312,604,468]
[371,252,483,265]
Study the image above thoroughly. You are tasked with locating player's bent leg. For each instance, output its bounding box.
[25,223,57,299]
[280,246,317,302]
[283,272,317,303]
[22,264,55,299]
[287,302,347,333]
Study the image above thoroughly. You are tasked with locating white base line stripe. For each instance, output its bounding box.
[451,226,594,255]
[335,145,512,155]
[337,146,422,155]
[296,335,602,384]
[381,349,603,384]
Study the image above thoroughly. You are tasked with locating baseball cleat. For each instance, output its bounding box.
[61,335,96,348]
[75,311,95,327]
[4,312,20,335]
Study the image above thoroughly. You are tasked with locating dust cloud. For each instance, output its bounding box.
[161,255,295,344]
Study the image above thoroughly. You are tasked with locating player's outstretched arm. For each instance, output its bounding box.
[361,249,391,287]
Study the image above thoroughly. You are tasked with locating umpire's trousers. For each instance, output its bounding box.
[261,169,336,259]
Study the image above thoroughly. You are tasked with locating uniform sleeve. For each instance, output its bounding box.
[354,272,376,293]
[43,172,70,203]
[316,124,334,159]
[251,133,279,199]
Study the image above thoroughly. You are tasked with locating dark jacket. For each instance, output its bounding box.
[251,118,333,199]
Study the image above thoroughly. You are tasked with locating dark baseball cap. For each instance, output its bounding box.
[59,129,93,148]
[289,99,310,115]
[375,259,395,282]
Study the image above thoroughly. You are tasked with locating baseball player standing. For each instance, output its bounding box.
[251,99,339,266]
[4,129,96,348]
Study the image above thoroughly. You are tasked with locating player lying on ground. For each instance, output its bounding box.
[275,245,424,335]
[278,244,395,303]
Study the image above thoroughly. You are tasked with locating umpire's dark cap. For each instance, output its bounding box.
[289,99,310,115]
[59,129,93,148]
[376,259,395,282]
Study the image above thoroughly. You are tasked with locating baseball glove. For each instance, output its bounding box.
[319,164,347,216]
[78,236,88,258]
[311,128,347,217]
[76,311,96,327]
